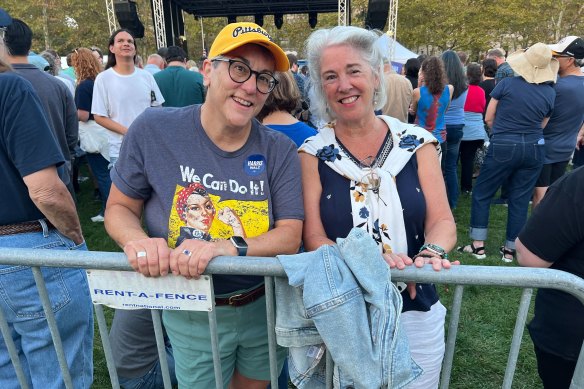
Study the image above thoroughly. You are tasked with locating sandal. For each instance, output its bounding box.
[457,243,486,259]
[500,246,516,263]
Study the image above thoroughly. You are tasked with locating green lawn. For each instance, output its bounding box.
[75,172,119,389]
[76,168,542,389]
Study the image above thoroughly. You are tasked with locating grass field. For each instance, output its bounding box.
[75,167,543,389]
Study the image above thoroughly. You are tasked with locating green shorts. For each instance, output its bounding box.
[163,290,286,388]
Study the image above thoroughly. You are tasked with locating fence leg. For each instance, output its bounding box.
[265,276,279,388]
[151,309,172,389]
[502,288,533,389]
[31,266,73,389]
[440,285,464,389]
[94,304,120,389]
[0,303,30,389]
[207,276,224,389]
[571,341,584,388]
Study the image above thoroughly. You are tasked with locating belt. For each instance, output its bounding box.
[0,220,54,236]
[215,284,265,307]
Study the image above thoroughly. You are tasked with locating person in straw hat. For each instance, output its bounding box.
[457,43,557,262]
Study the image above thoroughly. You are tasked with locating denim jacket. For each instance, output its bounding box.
[275,228,422,389]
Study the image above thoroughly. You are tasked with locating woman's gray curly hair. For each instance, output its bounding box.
[305,26,387,123]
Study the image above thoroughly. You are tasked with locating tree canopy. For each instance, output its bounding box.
[2,0,582,62]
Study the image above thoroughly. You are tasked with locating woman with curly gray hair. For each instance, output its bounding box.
[299,25,457,388]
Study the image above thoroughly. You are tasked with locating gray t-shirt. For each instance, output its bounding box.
[110,104,303,378]
[112,104,304,294]
[12,64,78,185]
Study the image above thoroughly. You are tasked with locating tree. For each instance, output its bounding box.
[397,0,584,59]
[3,0,581,62]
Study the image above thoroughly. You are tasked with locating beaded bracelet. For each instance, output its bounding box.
[418,243,448,260]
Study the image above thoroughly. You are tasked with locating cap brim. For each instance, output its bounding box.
[548,43,565,54]
[548,36,584,59]
[214,40,289,72]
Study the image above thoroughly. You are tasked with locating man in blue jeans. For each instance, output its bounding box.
[0,9,93,388]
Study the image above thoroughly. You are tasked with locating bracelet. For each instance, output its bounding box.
[418,243,448,260]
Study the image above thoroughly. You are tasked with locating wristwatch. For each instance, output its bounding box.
[230,236,248,256]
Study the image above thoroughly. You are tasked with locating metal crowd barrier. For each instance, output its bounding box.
[1,248,584,389]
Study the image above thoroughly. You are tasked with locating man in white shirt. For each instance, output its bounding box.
[92,28,164,167]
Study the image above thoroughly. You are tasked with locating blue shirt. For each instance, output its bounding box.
[75,79,94,120]
[415,85,451,143]
[0,73,64,224]
[542,75,584,163]
[266,121,317,147]
[495,62,515,83]
[444,89,468,125]
[490,77,555,136]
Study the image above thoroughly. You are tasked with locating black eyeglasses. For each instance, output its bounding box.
[211,58,278,94]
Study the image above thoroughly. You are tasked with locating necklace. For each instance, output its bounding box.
[336,130,393,169]
[337,132,393,201]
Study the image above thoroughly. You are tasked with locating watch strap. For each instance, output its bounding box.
[230,236,248,256]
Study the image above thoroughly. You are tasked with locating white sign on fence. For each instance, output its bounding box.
[86,270,213,311]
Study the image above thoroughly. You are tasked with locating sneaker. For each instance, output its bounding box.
[91,214,105,223]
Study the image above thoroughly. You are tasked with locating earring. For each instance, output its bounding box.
[373,89,379,105]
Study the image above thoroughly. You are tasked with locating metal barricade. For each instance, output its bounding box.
[1,247,584,389]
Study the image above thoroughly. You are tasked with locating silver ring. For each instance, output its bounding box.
[182,249,192,258]
[136,251,147,258]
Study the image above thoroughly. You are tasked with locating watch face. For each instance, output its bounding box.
[231,236,247,248]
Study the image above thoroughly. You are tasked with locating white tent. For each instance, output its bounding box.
[375,34,418,64]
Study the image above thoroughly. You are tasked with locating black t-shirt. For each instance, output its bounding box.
[478,78,496,119]
[519,166,584,360]
[74,79,94,121]
[0,73,64,224]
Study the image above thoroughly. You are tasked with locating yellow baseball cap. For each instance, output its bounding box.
[209,22,289,72]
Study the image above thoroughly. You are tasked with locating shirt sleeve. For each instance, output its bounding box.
[75,80,93,112]
[3,76,64,177]
[91,74,109,117]
[64,87,79,157]
[267,133,304,222]
[147,73,165,107]
[518,178,584,263]
[490,78,506,100]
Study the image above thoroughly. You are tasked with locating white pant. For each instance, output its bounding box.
[402,301,447,389]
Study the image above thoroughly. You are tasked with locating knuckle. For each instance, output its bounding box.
[147,257,158,264]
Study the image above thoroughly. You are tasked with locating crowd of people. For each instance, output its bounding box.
[1,5,583,388]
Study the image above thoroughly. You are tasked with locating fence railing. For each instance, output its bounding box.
[1,247,584,389]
